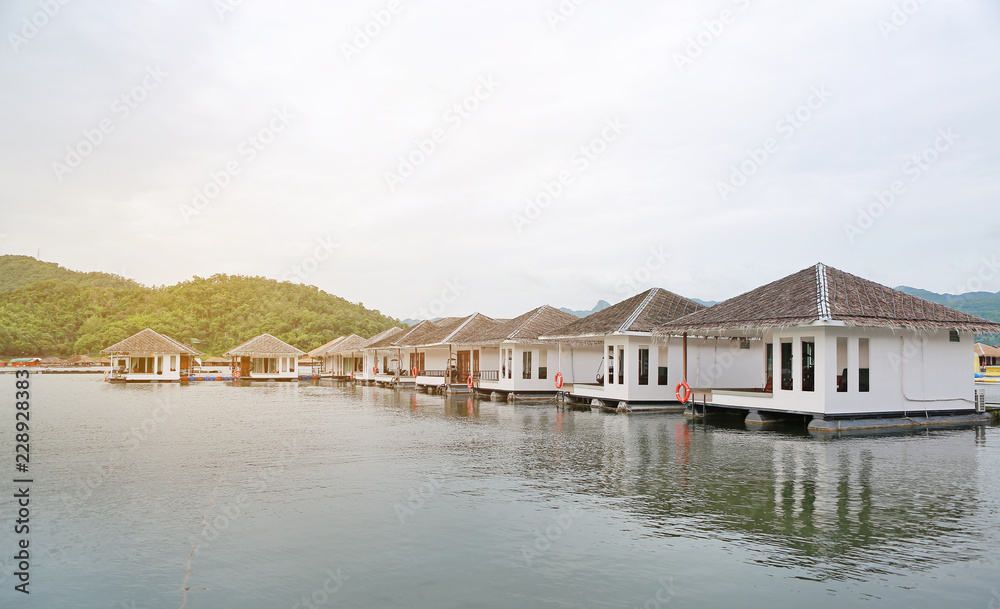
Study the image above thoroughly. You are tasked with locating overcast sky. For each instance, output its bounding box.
[1,0,998,321]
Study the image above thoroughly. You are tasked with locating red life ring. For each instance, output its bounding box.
[467,374,474,389]
[350,371,355,380]
[554,372,564,389]
[372,365,377,375]
[675,381,691,404]
[233,370,241,379]
[412,366,418,377]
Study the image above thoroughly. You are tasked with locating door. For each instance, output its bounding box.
[457,350,471,379]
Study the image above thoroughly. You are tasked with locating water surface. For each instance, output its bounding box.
[1,375,999,608]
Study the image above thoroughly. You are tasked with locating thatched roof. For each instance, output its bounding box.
[401,313,505,347]
[40,357,67,365]
[203,356,230,365]
[975,343,1000,358]
[102,328,203,355]
[543,288,705,339]
[359,326,405,350]
[654,263,1000,337]
[67,355,96,364]
[224,333,305,357]
[308,336,346,358]
[320,334,366,355]
[454,305,577,345]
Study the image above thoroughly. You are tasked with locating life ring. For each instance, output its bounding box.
[466,374,474,389]
[234,370,241,379]
[412,366,418,377]
[350,371,355,380]
[372,365,377,375]
[675,381,691,404]
[554,372,564,389]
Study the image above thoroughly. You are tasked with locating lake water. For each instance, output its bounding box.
[2,375,999,609]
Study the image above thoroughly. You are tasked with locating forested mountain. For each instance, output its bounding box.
[0,255,141,291]
[895,286,1000,345]
[0,256,402,356]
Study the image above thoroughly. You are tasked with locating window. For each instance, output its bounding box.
[949,330,960,342]
[836,337,848,392]
[156,356,163,375]
[739,337,751,349]
[289,358,294,372]
[538,349,547,380]
[170,355,177,372]
[765,343,773,389]
[657,346,669,385]
[801,339,815,392]
[638,347,649,385]
[618,347,624,385]
[859,338,870,392]
[607,346,615,385]
[522,351,532,380]
[132,357,154,373]
[507,350,512,379]
[780,341,793,390]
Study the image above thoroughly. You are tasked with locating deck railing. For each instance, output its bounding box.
[477,370,499,381]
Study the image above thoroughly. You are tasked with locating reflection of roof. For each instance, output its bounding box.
[101,328,203,355]
[224,334,305,356]
[655,264,1000,336]
[545,288,704,339]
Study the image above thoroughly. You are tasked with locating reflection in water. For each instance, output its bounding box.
[10,376,999,609]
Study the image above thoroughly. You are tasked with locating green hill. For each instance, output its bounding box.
[0,255,142,291]
[895,286,1000,345]
[0,256,402,357]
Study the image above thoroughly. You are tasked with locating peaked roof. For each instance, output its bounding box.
[654,263,1000,336]
[975,343,1000,358]
[360,326,405,349]
[101,328,203,355]
[308,336,346,358]
[224,333,305,357]
[320,334,366,355]
[455,305,577,345]
[543,288,705,338]
[67,354,96,364]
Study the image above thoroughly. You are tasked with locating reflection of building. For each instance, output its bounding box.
[655,264,1000,429]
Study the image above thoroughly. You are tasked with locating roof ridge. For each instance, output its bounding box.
[619,288,658,332]
[508,306,545,340]
[816,263,831,321]
[441,313,479,344]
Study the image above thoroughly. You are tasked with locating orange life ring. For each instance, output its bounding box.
[233,370,241,379]
[350,371,355,380]
[412,366,418,377]
[466,374,474,389]
[554,372,564,389]
[372,365,377,375]
[675,381,691,404]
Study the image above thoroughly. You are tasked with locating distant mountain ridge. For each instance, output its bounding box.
[895,285,1000,344]
[560,300,612,318]
[0,255,401,356]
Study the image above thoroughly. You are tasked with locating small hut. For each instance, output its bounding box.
[654,263,1000,428]
[101,329,203,382]
[67,355,97,367]
[224,334,304,381]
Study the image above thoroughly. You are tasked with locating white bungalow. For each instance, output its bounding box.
[318,334,366,379]
[309,336,346,377]
[542,288,764,410]
[404,314,501,392]
[101,328,203,382]
[653,263,1000,429]
[224,333,304,381]
[359,327,408,383]
[456,305,598,398]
